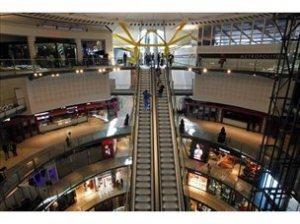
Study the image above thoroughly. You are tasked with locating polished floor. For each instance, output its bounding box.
[0,117,105,168]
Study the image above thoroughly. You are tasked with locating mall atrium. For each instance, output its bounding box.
[0,12,300,212]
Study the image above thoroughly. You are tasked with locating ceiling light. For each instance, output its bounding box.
[103,68,106,72]
[188,67,192,72]
[56,73,59,77]
[253,73,256,77]
[80,69,83,74]
[51,74,55,77]
[227,69,231,74]
[183,24,198,30]
[203,68,208,73]
[34,73,38,77]
[76,70,79,74]
[98,69,102,72]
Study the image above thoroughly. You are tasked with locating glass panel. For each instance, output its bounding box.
[220,24,231,46]
[198,27,203,46]
[263,19,275,44]
[231,23,242,45]
[241,21,252,45]
[274,19,286,42]
[212,25,222,46]
[203,25,212,46]
[252,20,264,44]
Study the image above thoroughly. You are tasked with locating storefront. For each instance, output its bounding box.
[187,171,208,191]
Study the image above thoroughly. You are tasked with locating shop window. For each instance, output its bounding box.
[212,25,222,46]
[252,20,264,44]
[231,23,242,45]
[241,21,252,45]
[220,24,231,46]
[203,25,212,46]
[262,19,275,44]
[187,172,208,191]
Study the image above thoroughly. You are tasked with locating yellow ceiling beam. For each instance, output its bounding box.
[167,20,186,44]
[113,33,136,46]
[168,33,191,45]
[119,21,137,44]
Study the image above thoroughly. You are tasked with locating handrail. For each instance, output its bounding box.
[151,66,160,210]
[164,67,185,211]
[128,65,141,210]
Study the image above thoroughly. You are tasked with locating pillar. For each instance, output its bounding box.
[75,38,83,64]
[27,36,36,63]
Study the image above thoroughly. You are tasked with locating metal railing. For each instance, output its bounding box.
[0,58,110,74]
[0,121,131,202]
[0,97,26,120]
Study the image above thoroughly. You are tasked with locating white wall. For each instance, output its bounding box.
[171,70,195,89]
[109,70,131,89]
[193,72,274,113]
[26,72,111,114]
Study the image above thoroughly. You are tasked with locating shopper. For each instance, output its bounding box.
[158,84,165,98]
[124,113,130,127]
[2,143,9,161]
[142,90,152,110]
[157,53,161,67]
[217,127,226,144]
[179,119,185,134]
[65,132,72,147]
[11,141,17,156]
[123,52,127,66]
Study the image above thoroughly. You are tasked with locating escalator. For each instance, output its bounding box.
[130,67,184,211]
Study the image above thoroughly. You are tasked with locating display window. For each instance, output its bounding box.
[187,172,208,191]
[221,184,232,202]
[207,179,222,196]
[216,147,236,169]
[101,139,115,158]
[189,140,209,162]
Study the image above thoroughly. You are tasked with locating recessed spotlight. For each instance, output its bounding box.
[76,70,79,74]
[113,68,116,72]
[188,67,192,72]
[39,73,42,77]
[227,69,231,74]
[51,74,55,77]
[34,73,38,77]
[203,68,208,73]
[103,68,106,72]
[98,68,102,72]
[80,69,83,74]
[117,67,120,71]
[56,73,59,77]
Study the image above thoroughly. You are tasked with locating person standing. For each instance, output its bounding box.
[65,132,72,147]
[158,84,165,98]
[142,90,152,110]
[123,52,127,66]
[157,53,161,68]
[2,143,9,161]
[11,141,17,156]
[179,118,185,134]
[217,127,226,144]
[124,113,130,127]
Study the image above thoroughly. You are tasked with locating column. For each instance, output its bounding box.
[75,38,83,64]
[27,36,36,63]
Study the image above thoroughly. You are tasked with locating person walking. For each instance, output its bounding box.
[65,132,72,147]
[142,90,152,110]
[157,53,161,68]
[2,143,9,161]
[124,113,130,127]
[217,127,226,144]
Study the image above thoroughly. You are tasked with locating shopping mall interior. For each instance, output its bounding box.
[0,12,299,212]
